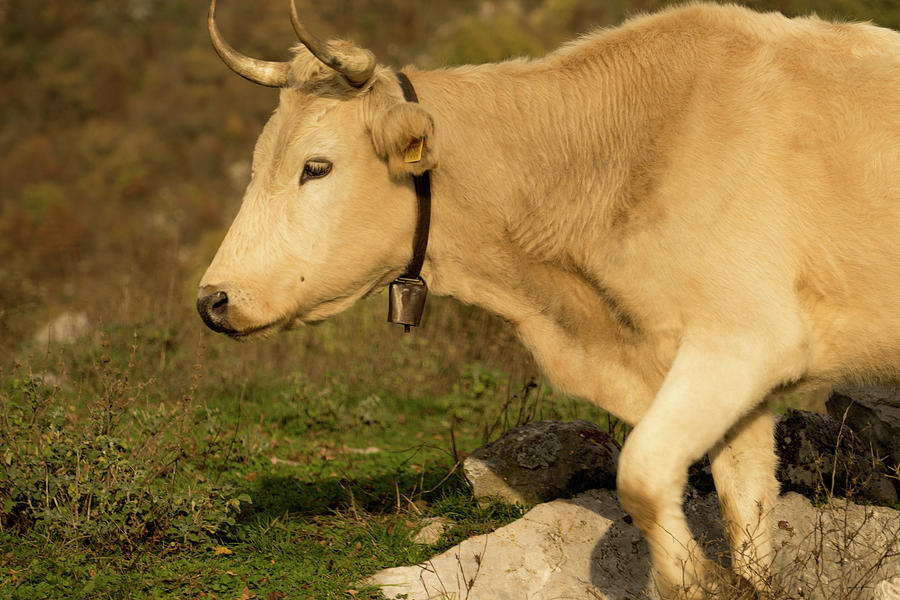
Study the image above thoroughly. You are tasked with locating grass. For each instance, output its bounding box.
[0,311,610,600]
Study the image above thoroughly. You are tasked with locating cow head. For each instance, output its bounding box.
[197,0,438,338]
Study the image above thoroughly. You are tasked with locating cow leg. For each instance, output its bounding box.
[616,334,804,599]
[708,403,777,591]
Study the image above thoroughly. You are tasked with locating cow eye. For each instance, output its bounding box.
[300,159,332,184]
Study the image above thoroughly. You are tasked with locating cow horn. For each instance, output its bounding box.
[209,0,291,88]
[289,0,375,87]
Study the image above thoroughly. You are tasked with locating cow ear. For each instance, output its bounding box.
[370,102,438,177]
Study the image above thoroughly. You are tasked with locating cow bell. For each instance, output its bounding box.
[388,276,428,332]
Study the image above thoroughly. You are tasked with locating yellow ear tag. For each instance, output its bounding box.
[404,138,424,163]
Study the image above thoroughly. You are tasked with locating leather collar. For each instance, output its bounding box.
[387,72,432,331]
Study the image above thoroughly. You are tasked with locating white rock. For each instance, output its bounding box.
[370,489,658,600]
[875,576,900,600]
[370,489,900,600]
[33,311,90,346]
[770,492,900,600]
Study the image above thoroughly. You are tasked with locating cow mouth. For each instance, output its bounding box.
[222,296,363,339]
[209,272,396,339]
[222,319,286,340]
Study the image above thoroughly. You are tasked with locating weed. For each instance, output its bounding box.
[678,412,900,600]
[0,349,250,555]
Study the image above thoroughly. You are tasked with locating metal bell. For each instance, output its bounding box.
[387,276,428,332]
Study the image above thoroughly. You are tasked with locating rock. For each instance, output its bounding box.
[769,493,900,600]
[370,490,900,600]
[775,408,898,505]
[463,420,620,505]
[827,386,900,480]
[466,411,900,506]
[412,517,452,545]
[373,413,900,599]
[370,488,657,600]
[33,311,90,346]
[875,576,900,600]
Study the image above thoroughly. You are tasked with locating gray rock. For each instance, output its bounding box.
[463,420,620,505]
[466,413,900,506]
[370,490,900,600]
[827,386,900,482]
[775,408,898,505]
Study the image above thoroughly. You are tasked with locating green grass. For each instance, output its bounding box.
[0,322,611,600]
[2,493,523,600]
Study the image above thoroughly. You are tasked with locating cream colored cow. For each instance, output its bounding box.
[198,1,900,597]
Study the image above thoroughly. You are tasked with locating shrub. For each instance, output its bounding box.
[0,358,251,555]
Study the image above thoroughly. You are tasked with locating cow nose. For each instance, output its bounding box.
[197,289,232,333]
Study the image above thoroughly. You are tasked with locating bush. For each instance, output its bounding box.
[0,360,251,554]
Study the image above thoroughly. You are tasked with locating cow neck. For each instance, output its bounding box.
[387,71,432,332]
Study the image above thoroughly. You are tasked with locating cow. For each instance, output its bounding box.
[197,0,900,597]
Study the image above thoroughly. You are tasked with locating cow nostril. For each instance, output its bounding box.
[211,291,228,311]
[197,289,232,333]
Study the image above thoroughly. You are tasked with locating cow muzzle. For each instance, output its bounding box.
[196,287,236,335]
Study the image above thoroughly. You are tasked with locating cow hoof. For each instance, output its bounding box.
[696,563,769,600]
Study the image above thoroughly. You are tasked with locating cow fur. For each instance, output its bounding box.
[199,3,900,597]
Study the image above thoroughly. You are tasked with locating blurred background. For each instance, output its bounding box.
[2,0,898,393]
[3,0,898,397]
